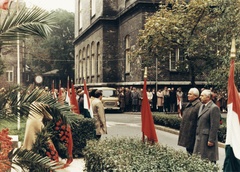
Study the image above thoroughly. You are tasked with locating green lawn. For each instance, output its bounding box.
[0,116,27,142]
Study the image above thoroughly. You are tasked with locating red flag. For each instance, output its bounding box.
[0,0,9,10]
[58,80,64,104]
[70,80,80,114]
[83,79,93,118]
[141,78,158,143]
[64,125,73,167]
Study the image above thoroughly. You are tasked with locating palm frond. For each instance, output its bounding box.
[8,148,64,172]
[0,5,56,43]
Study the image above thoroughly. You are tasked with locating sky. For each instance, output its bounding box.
[24,0,75,12]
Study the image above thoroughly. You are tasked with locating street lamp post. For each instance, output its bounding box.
[155,58,158,92]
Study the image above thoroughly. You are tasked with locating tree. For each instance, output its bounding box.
[0,5,56,76]
[135,0,240,88]
[25,9,75,86]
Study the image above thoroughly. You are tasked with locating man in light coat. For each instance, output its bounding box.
[92,90,107,139]
[193,89,221,163]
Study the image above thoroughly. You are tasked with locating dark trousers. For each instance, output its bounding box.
[158,106,163,112]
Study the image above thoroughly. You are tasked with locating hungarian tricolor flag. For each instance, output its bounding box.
[70,80,80,114]
[177,96,182,117]
[223,40,240,171]
[65,77,71,106]
[51,80,57,99]
[0,0,9,10]
[83,80,93,118]
[141,76,158,143]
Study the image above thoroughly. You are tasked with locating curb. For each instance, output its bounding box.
[154,125,225,148]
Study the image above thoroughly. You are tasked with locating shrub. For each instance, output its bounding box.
[71,116,96,157]
[153,113,226,143]
[153,113,181,130]
[84,137,219,172]
[218,125,226,143]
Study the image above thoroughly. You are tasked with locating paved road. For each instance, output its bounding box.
[102,112,225,170]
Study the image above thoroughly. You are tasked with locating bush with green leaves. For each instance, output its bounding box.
[71,117,96,157]
[153,113,181,130]
[153,113,226,143]
[84,138,219,172]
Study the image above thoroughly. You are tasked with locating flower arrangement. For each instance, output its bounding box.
[0,128,13,172]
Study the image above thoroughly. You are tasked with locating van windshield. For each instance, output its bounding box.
[102,90,118,97]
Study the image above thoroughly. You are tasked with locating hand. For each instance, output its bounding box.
[208,141,214,147]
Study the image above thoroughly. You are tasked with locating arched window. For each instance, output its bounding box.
[91,42,95,78]
[79,49,82,83]
[97,42,101,82]
[125,35,130,73]
[82,47,86,79]
[87,45,91,81]
[75,54,79,83]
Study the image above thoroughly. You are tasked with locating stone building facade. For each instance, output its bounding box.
[73,0,206,89]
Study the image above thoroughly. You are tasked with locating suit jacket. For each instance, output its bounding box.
[193,100,221,161]
[92,98,107,135]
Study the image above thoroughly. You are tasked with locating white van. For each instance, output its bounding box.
[90,87,120,111]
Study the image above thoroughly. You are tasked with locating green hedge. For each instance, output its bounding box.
[153,113,181,130]
[152,113,226,143]
[84,138,219,172]
[71,116,96,157]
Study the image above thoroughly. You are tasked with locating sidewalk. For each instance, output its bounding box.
[56,158,85,172]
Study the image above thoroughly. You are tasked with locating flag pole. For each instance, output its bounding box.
[230,37,236,60]
[16,0,21,130]
[142,67,147,143]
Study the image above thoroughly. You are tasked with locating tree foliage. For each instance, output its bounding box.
[25,9,75,83]
[135,0,240,89]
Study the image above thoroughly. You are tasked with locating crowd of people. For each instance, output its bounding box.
[116,86,228,114]
[45,85,228,114]
[114,86,184,113]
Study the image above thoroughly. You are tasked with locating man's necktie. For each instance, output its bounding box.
[202,104,205,111]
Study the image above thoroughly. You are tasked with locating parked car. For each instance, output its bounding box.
[90,87,121,112]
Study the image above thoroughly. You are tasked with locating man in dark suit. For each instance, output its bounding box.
[178,88,202,155]
[193,89,221,163]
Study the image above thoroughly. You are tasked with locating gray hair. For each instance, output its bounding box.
[189,88,199,97]
[201,89,212,98]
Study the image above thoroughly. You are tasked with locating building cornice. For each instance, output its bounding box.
[73,1,160,44]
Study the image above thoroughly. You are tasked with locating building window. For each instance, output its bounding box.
[87,45,91,81]
[82,48,86,79]
[75,54,79,81]
[6,67,14,82]
[90,0,96,17]
[97,42,101,82]
[125,35,130,73]
[91,42,95,77]
[26,74,30,82]
[169,48,184,71]
[79,50,82,83]
[78,0,82,30]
